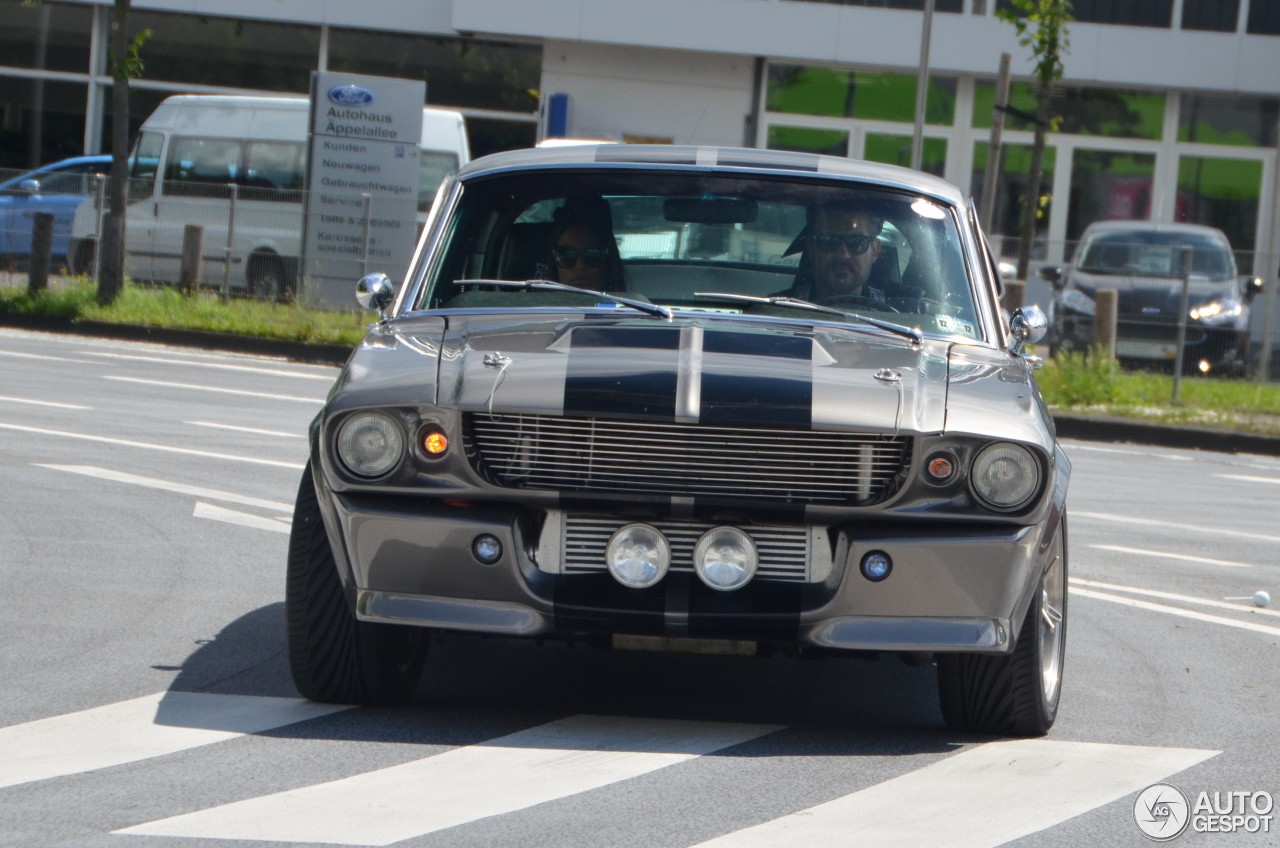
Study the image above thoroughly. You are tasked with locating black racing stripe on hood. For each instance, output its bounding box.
[699,330,812,427]
[564,326,680,421]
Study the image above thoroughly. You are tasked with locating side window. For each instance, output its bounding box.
[128,132,163,203]
[163,137,243,198]
[418,151,459,213]
[242,141,304,200]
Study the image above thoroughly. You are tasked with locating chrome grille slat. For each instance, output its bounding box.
[468,413,909,504]
[561,516,809,581]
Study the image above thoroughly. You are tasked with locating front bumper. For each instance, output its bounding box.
[326,490,1058,655]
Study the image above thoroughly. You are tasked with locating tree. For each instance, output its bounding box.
[22,0,147,304]
[99,1,149,305]
[997,0,1072,281]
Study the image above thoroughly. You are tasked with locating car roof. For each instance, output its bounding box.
[0,155,111,189]
[456,144,968,207]
[1079,219,1229,241]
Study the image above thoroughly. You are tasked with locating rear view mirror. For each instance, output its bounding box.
[356,273,396,321]
[663,196,757,224]
[1242,275,1264,302]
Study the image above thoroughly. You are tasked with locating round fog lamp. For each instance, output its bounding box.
[472,534,502,564]
[606,524,670,589]
[861,551,892,582]
[693,527,758,591]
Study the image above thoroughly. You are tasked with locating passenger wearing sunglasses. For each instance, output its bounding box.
[544,195,627,291]
[789,200,888,306]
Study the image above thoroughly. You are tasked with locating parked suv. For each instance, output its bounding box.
[1041,221,1263,375]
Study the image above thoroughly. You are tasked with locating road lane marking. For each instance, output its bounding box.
[0,422,304,470]
[0,348,101,364]
[118,715,782,845]
[187,421,305,439]
[37,465,294,512]
[1089,544,1252,568]
[0,692,349,790]
[0,394,91,410]
[1217,473,1280,486]
[1072,510,1280,545]
[104,376,322,404]
[1071,587,1280,638]
[87,351,334,380]
[194,501,292,533]
[1066,443,1192,461]
[692,740,1216,848]
[1071,577,1280,619]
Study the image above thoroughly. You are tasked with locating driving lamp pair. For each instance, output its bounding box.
[607,524,757,591]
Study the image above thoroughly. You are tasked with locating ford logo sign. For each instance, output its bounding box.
[328,85,375,106]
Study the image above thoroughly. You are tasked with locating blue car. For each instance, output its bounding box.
[0,155,111,264]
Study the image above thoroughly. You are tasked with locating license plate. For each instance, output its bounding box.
[1116,339,1178,360]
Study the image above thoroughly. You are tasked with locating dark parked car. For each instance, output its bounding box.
[0,155,111,265]
[286,145,1071,736]
[1042,221,1263,375]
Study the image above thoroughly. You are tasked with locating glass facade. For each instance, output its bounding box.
[1179,94,1279,147]
[328,29,541,115]
[1066,150,1157,242]
[1,0,94,73]
[787,0,962,10]
[1247,0,1280,35]
[971,142,1057,254]
[768,65,957,125]
[1182,0,1240,31]
[863,133,946,176]
[1177,156,1263,255]
[0,79,89,170]
[127,11,320,92]
[767,126,850,156]
[974,83,1165,140]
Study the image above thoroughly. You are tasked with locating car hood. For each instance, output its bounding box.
[1070,270,1238,317]
[329,313,1049,443]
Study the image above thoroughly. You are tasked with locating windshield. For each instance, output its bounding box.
[1076,230,1236,280]
[416,170,982,340]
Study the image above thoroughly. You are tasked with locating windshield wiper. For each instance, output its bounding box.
[455,278,673,320]
[693,292,922,344]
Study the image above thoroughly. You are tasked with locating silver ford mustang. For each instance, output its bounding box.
[286,145,1070,736]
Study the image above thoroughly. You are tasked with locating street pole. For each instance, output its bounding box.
[981,53,1012,234]
[910,0,935,172]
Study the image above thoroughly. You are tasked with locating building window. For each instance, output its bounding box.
[1,0,94,74]
[0,80,88,170]
[1248,0,1280,35]
[328,30,540,115]
[767,65,957,125]
[1179,95,1279,147]
[973,83,1164,140]
[782,0,962,10]
[864,133,946,176]
[1181,0,1239,31]
[1177,156,1263,256]
[1066,150,1157,243]
[999,0,1172,27]
[971,141,1056,246]
[766,126,850,156]
[127,11,320,92]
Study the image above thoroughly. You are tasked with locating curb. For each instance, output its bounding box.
[5,314,1280,457]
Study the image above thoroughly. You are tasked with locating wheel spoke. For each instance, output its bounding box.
[1041,602,1063,632]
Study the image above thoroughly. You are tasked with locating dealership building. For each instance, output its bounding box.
[5,0,1279,289]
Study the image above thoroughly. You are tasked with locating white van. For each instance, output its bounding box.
[69,95,469,298]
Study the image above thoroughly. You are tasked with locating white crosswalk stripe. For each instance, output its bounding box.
[116,714,783,845]
[691,739,1217,848]
[0,692,350,790]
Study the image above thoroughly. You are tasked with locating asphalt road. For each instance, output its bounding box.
[0,326,1277,848]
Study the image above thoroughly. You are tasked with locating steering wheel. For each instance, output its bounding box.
[815,294,900,314]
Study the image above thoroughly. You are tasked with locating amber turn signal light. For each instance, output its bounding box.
[422,429,449,457]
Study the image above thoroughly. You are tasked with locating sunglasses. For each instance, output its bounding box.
[811,234,875,255]
[553,245,609,269]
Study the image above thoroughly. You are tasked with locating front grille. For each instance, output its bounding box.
[466,413,909,504]
[562,516,809,581]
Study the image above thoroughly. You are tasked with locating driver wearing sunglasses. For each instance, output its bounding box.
[544,195,627,291]
[794,201,885,305]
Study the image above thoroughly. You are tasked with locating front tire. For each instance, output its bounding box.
[285,464,429,705]
[937,515,1067,736]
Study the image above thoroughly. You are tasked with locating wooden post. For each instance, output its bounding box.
[28,212,54,293]
[1093,288,1118,359]
[180,224,204,296]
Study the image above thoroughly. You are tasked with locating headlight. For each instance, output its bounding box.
[336,412,405,477]
[971,442,1041,511]
[1189,298,1243,326]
